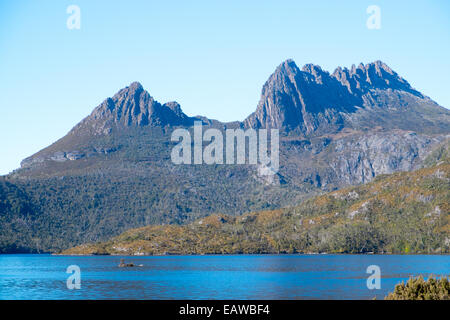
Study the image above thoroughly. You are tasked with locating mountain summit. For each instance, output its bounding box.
[68,60,449,138]
[244,60,445,135]
[72,81,194,136]
[244,59,359,132]
[19,59,450,171]
[332,60,422,96]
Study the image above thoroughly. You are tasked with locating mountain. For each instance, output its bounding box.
[1,59,449,253]
[71,81,196,135]
[61,143,450,255]
[244,60,449,135]
[19,81,199,169]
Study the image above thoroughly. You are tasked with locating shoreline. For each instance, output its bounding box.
[0,252,446,256]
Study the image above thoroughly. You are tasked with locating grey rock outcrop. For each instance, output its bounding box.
[71,82,197,136]
[244,60,448,135]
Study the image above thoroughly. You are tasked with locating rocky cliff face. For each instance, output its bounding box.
[278,131,447,190]
[244,60,447,135]
[71,81,196,136]
[331,60,422,96]
[244,60,357,133]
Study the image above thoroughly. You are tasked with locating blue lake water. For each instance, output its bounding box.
[0,254,448,300]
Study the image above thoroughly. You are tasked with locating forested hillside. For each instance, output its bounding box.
[62,145,450,255]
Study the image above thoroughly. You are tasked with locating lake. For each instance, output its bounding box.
[0,254,448,300]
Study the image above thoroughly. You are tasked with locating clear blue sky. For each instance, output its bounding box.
[1,0,449,175]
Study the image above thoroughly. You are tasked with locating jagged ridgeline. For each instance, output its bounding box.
[1,60,450,253]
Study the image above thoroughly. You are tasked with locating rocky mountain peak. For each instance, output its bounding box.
[301,63,326,75]
[245,59,433,134]
[72,82,193,135]
[333,61,421,96]
[163,101,183,115]
[127,81,144,91]
[261,59,300,94]
[244,60,359,133]
[246,60,304,131]
[275,59,299,74]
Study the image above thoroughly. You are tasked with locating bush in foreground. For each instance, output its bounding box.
[385,275,450,300]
